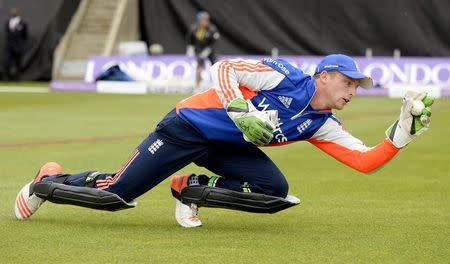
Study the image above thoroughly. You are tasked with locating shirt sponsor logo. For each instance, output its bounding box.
[263,58,290,75]
[274,126,288,142]
[256,97,287,142]
[257,97,270,111]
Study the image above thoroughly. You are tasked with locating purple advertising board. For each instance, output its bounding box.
[82,55,450,96]
[86,55,450,86]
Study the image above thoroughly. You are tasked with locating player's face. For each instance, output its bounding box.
[325,72,359,110]
[199,18,209,27]
[11,8,19,17]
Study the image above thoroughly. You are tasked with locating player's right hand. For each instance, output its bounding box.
[227,98,277,146]
[385,91,434,148]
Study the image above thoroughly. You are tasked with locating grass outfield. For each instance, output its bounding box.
[0,92,449,263]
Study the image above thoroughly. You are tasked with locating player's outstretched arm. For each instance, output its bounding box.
[308,92,434,173]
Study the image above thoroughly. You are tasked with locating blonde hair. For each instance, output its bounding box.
[313,71,338,78]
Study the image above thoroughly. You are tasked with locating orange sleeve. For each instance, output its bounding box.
[308,138,400,174]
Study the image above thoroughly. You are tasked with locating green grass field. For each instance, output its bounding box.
[1,91,449,263]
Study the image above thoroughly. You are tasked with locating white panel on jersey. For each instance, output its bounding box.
[210,59,286,106]
[237,69,285,91]
[312,118,372,152]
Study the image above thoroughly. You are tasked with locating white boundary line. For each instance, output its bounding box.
[0,87,49,93]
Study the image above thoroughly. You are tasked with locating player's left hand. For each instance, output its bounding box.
[227,98,278,146]
[386,91,434,148]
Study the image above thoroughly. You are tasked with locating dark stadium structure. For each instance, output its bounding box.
[1,0,449,80]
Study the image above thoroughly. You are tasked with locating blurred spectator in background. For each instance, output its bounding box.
[186,11,220,90]
[149,43,164,55]
[3,7,28,81]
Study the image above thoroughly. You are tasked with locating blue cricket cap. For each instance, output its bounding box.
[315,54,373,88]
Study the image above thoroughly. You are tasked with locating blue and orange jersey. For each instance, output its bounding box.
[176,58,399,174]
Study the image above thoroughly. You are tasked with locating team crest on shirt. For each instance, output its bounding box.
[278,96,293,108]
[297,119,312,134]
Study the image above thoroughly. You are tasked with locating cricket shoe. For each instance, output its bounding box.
[14,162,63,220]
[170,174,202,228]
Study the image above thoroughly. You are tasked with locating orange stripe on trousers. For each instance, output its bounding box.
[96,149,140,190]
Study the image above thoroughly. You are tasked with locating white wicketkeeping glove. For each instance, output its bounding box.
[386,91,434,148]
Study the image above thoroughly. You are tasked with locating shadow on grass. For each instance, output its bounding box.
[3,212,302,234]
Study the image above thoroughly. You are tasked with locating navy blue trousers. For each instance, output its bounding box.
[45,110,288,202]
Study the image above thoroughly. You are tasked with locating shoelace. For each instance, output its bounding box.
[29,194,45,208]
[190,203,198,216]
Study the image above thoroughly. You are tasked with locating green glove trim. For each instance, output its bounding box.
[422,96,434,107]
[227,98,249,112]
[411,98,433,134]
[234,116,273,145]
[227,98,274,145]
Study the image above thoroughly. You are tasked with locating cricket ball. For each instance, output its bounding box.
[411,100,425,116]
